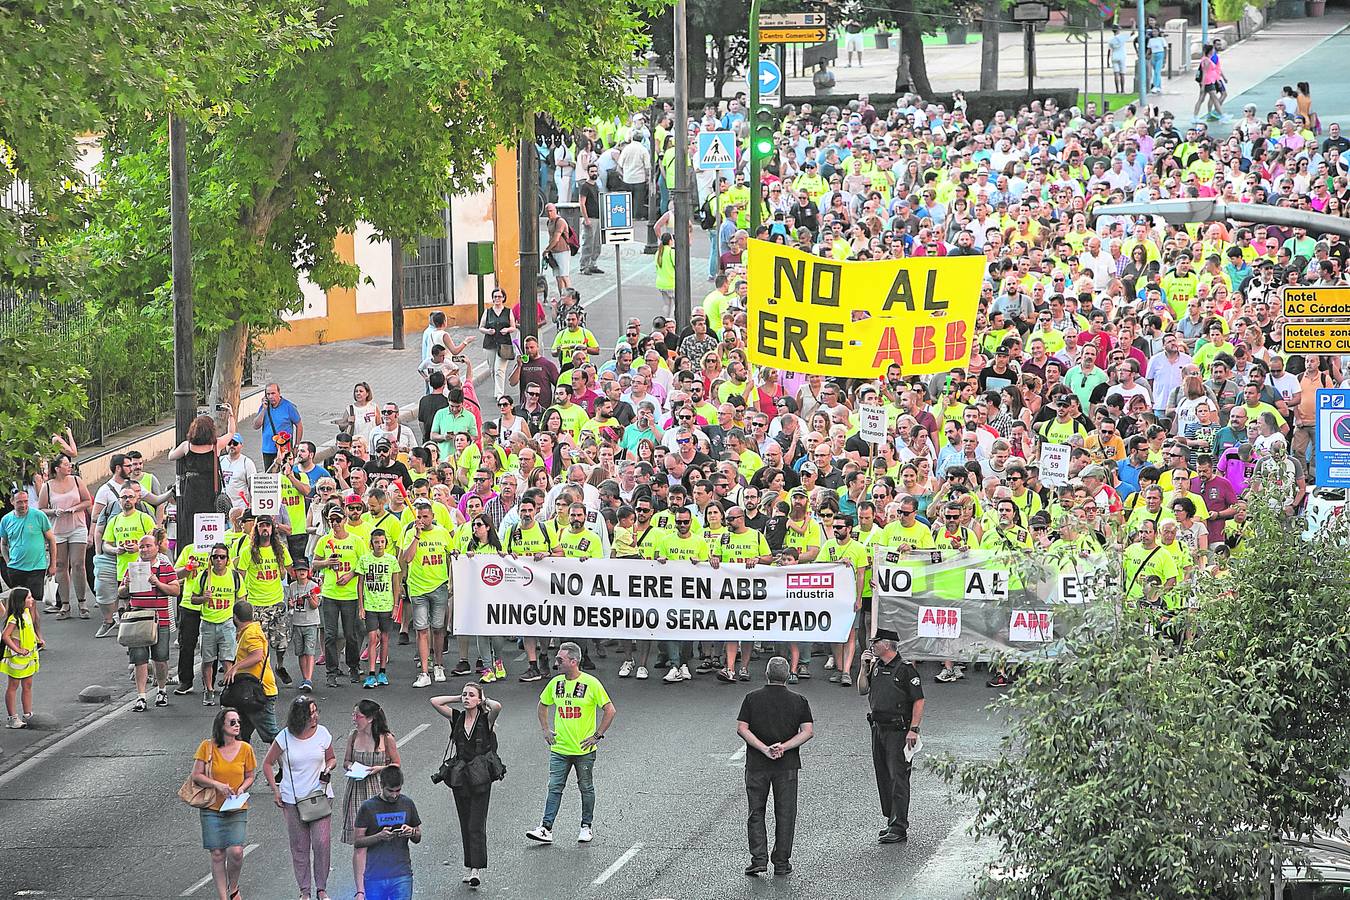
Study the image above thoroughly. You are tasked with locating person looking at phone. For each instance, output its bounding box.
[353,766,421,900]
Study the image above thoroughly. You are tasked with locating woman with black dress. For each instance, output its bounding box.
[479,289,517,401]
[431,685,502,888]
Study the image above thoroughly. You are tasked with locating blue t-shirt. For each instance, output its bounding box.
[355,794,421,881]
[259,399,302,454]
[0,509,52,570]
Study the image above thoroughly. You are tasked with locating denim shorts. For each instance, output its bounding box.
[199,620,238,663]
[129,625,171,664]
[410,583,449,631]
[366,875,413,900]
[200,808,248,850]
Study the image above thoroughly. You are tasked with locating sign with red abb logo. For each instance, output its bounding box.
[1008,610,1053,643]
[916,606,962,639]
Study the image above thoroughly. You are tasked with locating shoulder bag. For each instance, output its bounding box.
[285,732,333,823]
[220,651,270,715]
[178,743,218,809]
[117,608,159,648]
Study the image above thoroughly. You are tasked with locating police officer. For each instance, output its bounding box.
[857,629,924,843]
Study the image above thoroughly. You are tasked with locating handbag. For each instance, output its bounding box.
[117,608,159,648]
[220,653,271,714]
[285,733,333,823]
[178,745,218,809]
[496,341,517,361]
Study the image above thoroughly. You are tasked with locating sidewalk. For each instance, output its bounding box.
[0,228,707,771]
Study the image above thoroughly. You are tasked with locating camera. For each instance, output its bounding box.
[430,760,455,786]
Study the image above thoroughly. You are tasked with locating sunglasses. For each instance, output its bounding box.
[210,554,229,560]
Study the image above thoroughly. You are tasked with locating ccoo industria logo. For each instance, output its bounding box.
[480,563,534,588]
[785,572,834,599]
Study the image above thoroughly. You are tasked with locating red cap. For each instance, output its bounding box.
[344,494,363,505]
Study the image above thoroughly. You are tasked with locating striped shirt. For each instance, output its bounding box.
[125,554,179,627]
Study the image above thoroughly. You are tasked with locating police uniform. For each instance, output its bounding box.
[863,630,924,840]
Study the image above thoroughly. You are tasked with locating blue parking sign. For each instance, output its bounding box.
[603,192,632,230]
[1316,389,1350,488]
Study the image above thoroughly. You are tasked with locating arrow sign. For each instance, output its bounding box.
[760,12,825,26]
[752,59,782,96]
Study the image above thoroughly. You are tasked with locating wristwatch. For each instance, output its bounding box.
[908,725,921,733]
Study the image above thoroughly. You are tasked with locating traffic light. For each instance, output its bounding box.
[751,105,777,161]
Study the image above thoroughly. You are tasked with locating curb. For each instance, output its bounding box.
[0,687,139,784]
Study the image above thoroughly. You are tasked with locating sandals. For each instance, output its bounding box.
[55,606,72,621]
[78,605,91,619]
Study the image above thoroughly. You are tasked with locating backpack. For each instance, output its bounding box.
[565,221,580,256]
[698,197,716,231]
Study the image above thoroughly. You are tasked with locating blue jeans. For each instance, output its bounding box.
[1150,55,1164,91]
[542,751,596,829]
[707,227,720,278]
[366,875,413,900]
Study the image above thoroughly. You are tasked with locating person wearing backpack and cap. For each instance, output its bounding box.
[857,628,924,844]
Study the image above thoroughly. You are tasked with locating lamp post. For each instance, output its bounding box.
[643,50,662,254]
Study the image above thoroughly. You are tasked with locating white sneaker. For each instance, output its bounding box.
[413,672,432,688]
[433,664,447,683]
[525,826,553,844]
[635,665,649,680]
[824,655,836,670]
[680,664,692,681]
[618,660,634,678]
[578,824,593,843]
[663,667,681,683]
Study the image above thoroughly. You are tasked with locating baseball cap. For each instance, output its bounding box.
[375,437,392,450]
[344,493,363,505]
[229,433,242,444]
[292,558,311,572]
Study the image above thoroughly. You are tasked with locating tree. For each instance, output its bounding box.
[935,615,1276,899]
[0,0,323,280]
[59,0,665,411]
[853,0,981,95]
[0,333,88,489]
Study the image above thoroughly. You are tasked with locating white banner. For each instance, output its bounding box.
[250,473,281,517]
[452,556,856,642]
[1040,443,1070,486]
[859,404,888,445]
[194,513,226,549]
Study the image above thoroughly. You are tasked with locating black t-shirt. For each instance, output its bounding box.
[354,794,421,881]
[737,685,813,771]
[579,180,600,219]
[418,393,449,444]
[364,459,412,493]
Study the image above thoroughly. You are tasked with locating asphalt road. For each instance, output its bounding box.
[0,641,1006,900]
[1215,24,1350,136]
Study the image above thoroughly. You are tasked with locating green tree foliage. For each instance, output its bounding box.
[937,484,1350,897]
[0,333,88,488]
[60,0,664,412]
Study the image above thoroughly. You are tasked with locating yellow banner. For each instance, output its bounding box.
[745,240,985,378]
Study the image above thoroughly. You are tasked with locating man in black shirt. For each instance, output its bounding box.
[353,766,423,897]
[364,439,413,493]
[858,629,924,844]
[736,656,814,877]
[578,163,603,275]
[417,371,450,444]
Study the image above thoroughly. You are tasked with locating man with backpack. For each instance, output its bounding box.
[195,542,245,706]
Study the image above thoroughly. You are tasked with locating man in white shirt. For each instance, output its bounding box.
[1079,236,1115,291]
[218,435,257,509]
[618,133,652,212]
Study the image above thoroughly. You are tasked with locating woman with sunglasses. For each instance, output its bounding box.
[192,707,257,900]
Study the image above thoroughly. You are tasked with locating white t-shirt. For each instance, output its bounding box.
[347,401,379,442]
[276,725,333,804]
[219,453,257,507]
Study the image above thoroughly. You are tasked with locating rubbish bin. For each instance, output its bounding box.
[874,31,892,49]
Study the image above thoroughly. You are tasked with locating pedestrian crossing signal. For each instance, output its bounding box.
[752,106,777,161]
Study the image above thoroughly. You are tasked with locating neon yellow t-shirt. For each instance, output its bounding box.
[540,673,612,756]
[400,525,451,596]
[356,552,398,613]
[236,541,292,607]
[316,532,368,601]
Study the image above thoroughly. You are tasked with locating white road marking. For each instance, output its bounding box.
[592,842,643,886]
[397,722,430,747]
[0,703,131,790]
[899,817,985,899]
[180,843,258,896]
[729,744,747,764]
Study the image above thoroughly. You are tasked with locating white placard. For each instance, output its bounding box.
[916,605,962,639]
[859,404,888,445]
[1058,572,1085,605]
[963,568,1008,602]
[194,513,226,549]
[127,561,152,595]
[1008,609,1053,642]
[250,473,282,517]
[1040,442,1070,487]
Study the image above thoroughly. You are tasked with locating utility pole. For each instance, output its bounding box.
[673,0,693,329]
[748,0,763,233]
[168,111,195,556]
[518,128,540,340]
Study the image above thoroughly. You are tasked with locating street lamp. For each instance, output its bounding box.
[1090,199,1350,241]
[643,50,662,254]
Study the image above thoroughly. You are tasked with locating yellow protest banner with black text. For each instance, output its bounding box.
[746,240,984,378]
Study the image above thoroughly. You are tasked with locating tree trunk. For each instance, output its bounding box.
[980,0,1001,90]
[895,27,911,92]
[901,23,934,97]
[209,319,248,412]
[689,21,707,101]
[710,35,727,99]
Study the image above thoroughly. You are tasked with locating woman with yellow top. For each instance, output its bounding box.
[703,503,729,544]
[191,707,257,900]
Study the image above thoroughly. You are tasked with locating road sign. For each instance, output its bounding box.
[603,228,633,245]
[695,130,736,171]
[1316,389,1350,488]
[1283,285,1350,319]
[249,473,281,517]
[760,25,829,44]
[1012,1,1051,21]
[602,191,632,230]
[751,59,782,104]
[759,12,826,27]
[1283,322,1350,354]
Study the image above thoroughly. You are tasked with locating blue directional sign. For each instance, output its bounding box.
[602,192,632,230]
[695,130,736,171]
[1316,389,1350,488]
[752,59,782,97]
